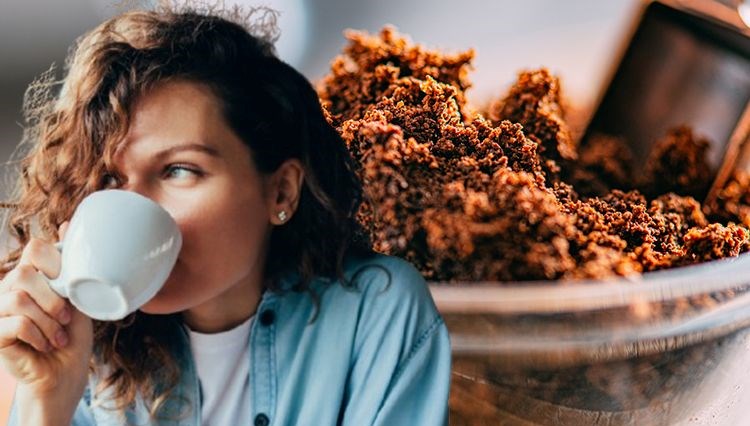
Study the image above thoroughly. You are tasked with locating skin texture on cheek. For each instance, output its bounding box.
[174,192,268,306]
[144,189,269,315]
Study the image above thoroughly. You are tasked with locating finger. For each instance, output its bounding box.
[0,315,50,352]
[0,290,68,349]
[18,237,62,280]
[6,265,70,325]
[65,305,93,347]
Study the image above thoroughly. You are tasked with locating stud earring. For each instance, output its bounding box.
[277,211,288,222]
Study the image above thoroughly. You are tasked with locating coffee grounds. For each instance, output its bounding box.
[640,126,713,199]
[488,68,577,180]
[710,170,750,227]
[318,27,750,282]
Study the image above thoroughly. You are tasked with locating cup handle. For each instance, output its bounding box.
[44,242,67,299]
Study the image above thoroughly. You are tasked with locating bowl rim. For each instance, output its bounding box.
[427,252,750,314]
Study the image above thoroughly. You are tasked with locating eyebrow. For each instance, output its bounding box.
[154,143,221,159]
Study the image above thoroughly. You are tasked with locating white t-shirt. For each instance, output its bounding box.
[187,315,254,426]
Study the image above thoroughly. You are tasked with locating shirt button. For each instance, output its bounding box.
[254,413,270,426]
[259,310,275,326]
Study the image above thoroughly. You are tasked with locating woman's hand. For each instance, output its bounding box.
[0,223,93,423]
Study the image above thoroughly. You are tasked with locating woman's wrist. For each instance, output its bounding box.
[15,381,83,426]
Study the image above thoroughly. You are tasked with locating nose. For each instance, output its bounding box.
[119,180,152,201]
[117,179,161,208]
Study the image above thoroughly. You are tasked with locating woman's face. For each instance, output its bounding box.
[107,80,274,324]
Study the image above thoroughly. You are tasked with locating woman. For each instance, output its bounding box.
[0,4,451,425]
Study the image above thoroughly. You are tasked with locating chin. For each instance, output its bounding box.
[138,270,190,314]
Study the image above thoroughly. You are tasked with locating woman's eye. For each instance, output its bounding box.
[164,165,200,180]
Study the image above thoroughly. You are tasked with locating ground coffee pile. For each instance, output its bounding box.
[318,26,750,282]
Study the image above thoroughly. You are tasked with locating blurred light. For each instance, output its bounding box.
[251,0,310,68]
[89,0,310,68]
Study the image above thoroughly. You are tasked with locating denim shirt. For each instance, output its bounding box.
[8,254,451,425]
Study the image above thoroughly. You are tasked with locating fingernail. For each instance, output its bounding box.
[59,306,71,325]
[55,330,69,348]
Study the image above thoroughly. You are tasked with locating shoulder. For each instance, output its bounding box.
[343,253,430,297]
[341,254,436,317]
[339,254,445,359]
[271,253,446,360]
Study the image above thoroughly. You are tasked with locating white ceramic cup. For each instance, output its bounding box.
[45,190,182,321]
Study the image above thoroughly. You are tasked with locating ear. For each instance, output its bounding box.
[266,159,305,226]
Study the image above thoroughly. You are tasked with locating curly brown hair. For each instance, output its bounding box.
[1,3,371,419]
